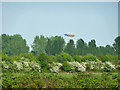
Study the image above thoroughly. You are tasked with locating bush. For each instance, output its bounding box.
[97,54,109,62]
[37,53,49,72]
[56,52,74,63]
[48,55,57,64]
[105,54,118,65]
[81,55,98,62]
[2,53,13,63]
[62,62,73,72]
[73,55,82,63]
[19,53,36,62]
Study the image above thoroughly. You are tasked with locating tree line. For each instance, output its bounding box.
[1,34,120,56]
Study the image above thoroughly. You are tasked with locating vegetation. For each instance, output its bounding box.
[2,72,118,88]
[2,34,29,56]
[1,34,120,88]
[2,34,120,56]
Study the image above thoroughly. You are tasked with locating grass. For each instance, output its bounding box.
[2,72,118,88]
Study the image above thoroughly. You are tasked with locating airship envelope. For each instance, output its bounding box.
[64,33,75,37]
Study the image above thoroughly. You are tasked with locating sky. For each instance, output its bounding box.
[2,2,118,51]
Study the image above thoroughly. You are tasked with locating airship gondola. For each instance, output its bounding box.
[64,33,75,37]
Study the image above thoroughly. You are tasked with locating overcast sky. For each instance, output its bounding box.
[2,2,118,51]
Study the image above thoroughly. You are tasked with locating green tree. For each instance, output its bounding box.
[45,36,65,55]
[37,52,49,72]
[105,45,115,54]
[56,52,74,63]
[88,39,97,55]
[64,39,75,56]
[113,36,120,54]
[97,46,106,55]
[2,34,29,56]
[76,39,87,55]
[31,35,47,55]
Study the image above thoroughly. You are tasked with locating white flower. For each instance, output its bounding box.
[49,62,62,73]
[56,63,62,68]
[50,66,59,73]
[13,61,23,70]
[22,61,30,67]
[29,61,41,72]
[4,64,9,69]
[38,69,41,72]
[105,61,115,69]
[2,61,9,69]
[101,66,104,69]
[90,65,94,69]
[21,57,25,60]
[68,61,86,72]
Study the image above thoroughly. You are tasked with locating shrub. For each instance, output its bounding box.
[97,54,109,62]
[19,53,36,62]
[49,62,62,73]
[68,61,86,72]
[62,62,73,72]
[105,54,118,65]
[48,55,57,64]
[73,55,82,63]
[81,55,98,62]
[2,53,13,63]
[56,52,74,63]
[37,53,49,72]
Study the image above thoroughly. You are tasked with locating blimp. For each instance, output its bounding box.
[64,33,75,37]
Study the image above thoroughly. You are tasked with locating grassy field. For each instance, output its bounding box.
[2,72,119,88]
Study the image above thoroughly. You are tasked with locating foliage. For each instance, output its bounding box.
[1,34,118,56]
[36,53,49,72]
[2,34,29,56]
[31,35,47,55]
[49,62,62,73]
[48,55,57,64]
[2,52,118,73]
[62,62,73,72]
[2,72,118,88]
[73,55,82,63]
[45,36,65,55]
[56,52,74,63]
[76,39,87,56]
[64,39,76,56]
[81,54,98,62]
[113,36,120,54]
[97,54,109,62]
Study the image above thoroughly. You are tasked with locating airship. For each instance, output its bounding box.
[64,33,75,37]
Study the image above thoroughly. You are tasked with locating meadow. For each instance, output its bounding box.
[1,52,119,88]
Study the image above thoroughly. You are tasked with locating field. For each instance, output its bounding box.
[1,72,119,88]
[1,52,119,88]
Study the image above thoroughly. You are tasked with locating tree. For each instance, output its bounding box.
[88,39,97,55]
[64,39,75,56]
[76,39,87,55]
[97,46,106,55]
[113,36,120,54]
[37,52,49,72]
[105,45,115,54]
[0,35,2,53]
[31,35,47,55]
[2,34,29,56]
[45,36,65,55]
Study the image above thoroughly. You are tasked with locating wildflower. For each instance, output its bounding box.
[68,61,86,72]
[13,61,23,70]
[105,61,115,69]
[2,61,9,69]
[49,62,62,73]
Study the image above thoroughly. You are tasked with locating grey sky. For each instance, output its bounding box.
[2,2,118,51]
